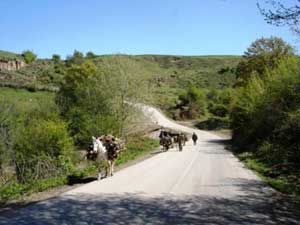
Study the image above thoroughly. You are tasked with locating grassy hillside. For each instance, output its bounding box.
[0,52,241,114]
[0,50,22,61]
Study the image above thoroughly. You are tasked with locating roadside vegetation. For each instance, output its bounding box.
[229,37,300,196]
[0,53,156,204]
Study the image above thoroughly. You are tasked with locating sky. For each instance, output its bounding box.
[0,0,297,58]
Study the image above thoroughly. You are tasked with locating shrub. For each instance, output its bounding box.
[0,181,24,203]
[196,116,230,130]
[15,119,75,183]
[22,50,37,64]
[231,56,300,165]
[178,87,207,119]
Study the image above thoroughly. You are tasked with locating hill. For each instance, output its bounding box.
[0,52,241,111]
[0,50,23,61]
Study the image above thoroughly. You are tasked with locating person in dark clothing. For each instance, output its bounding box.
[178,133,185,151]
[192,132,198,145]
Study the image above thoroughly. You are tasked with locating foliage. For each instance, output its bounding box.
[231,56,300,168]
[244,36,293,57]
[176,87,207,119]
[258,0,300,34]
[52,54,61,63]
[86,51,97,59]
[0,50,240,99]
[207,88,234,117]
[238,152,300,196]
[22,50,37,64]
[66,50,85,66]
[15,116,75,183]
[56,55,148,146]
[195,116,230,130]
[236,36,294,84]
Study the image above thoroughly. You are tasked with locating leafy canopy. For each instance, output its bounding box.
[236,36,293,84]
[22,50,37,64]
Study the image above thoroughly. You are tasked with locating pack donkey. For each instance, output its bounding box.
[89,136,125,180]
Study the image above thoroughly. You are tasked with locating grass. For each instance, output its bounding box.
[0,51,241,102]
[0,176,67,204]
[237,152,300,196]
[0,50,22,61]
[0,87,54,102]
[0,87,55,113]
[115,136,160,166]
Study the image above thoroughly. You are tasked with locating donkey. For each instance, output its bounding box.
[91,136,108,180]
[91,136,123,179]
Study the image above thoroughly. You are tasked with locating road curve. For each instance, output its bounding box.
[1,105,299,224]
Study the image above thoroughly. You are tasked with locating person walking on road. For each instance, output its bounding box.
[192,132,198,145]
[178,133,185,151]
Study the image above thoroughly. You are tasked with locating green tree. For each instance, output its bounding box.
[86,51,96,59]
[179,87,207,119]
[22,50,37,64]
[52,54,61,63]
[236,36,293,84]
[66,50,85,66]
[231,56,300,165]
[56,55,148,145]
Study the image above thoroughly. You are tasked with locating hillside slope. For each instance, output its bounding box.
[0,52,241,115]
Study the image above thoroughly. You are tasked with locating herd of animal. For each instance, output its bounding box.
[86,128,191,180]
[159,128,189,151]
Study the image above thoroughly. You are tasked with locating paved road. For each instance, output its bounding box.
[1,105,299,224]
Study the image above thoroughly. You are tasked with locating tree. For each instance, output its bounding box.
[22,50,37,64]
[244,36,293,57]
[236,36,294,84]
[86,51,96,59]
[258,0,300,33]
[52,54,61,63]
[66,50,85,66]
[178,87,207,119]
[56,55,148,145]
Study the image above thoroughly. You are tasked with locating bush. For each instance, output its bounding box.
[0,181,24,203]
[22,50,37,64]
[196,116,230,130]
[209,104,229,117]
[15,119,75,183]
[207,88,234,118]
[178,87,207,119]
[231,56,300,165]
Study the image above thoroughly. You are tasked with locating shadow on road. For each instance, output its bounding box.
[1,178,299,225]
[206,139,232,146]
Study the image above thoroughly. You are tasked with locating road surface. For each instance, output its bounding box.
[1,105,299,224]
